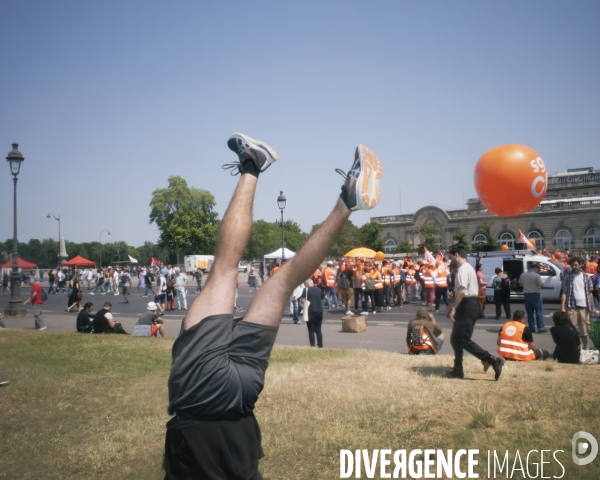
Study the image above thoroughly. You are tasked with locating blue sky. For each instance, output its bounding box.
[1,0,599,247]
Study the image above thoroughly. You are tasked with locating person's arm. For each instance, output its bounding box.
[23,288,37,305]
[446,286,466,322]
[106,313,116,328]
[588,278,599,314]
[496,333,501,347]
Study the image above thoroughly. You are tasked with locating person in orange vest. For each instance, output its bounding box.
[323,261,339,309]
[491,310,549,365]
[391,261,404,307]
[422,263,435,306]
[432,260,449,312]
[405,262,417,301]
[381,260,393,310]
[407,307,445,355]
[584,255,598,276]
[371,265,384,313]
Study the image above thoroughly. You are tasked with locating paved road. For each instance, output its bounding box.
[1,275,561,356]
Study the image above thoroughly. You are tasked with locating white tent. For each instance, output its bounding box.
[263,247,296,259]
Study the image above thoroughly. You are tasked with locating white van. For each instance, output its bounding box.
[467,250,564,302]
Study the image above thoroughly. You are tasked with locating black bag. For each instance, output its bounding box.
[41,290,48,301]
[340,273,351,290]
[500,276,511,292]
[411,324,425,347]
[120,274,129,286]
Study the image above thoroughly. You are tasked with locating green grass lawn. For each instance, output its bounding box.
[1,329,599,479]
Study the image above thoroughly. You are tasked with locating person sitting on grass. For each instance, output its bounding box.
[136,301,165,337]
[406,306,445,355]
[76,302,94,333]
[494,310,549,364]
[92,302,127,334]
[551,310,581,364]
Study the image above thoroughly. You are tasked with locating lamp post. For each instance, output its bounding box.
[4,143,26,317]
[47,213,61,264]
[277,190,286,260]
[99,229,111,268]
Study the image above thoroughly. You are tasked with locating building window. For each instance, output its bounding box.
[472,233,487,244]
[527,231,545,249]
[499,232,515,249]
[553,229,573,250]
[584,228,600,249]
[384,239,397,253]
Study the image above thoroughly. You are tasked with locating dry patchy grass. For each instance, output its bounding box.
[0,329,599,479]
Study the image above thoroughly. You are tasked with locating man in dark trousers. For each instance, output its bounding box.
[446,246,504,380]
[163,133,383,479]
[301,279,326,347]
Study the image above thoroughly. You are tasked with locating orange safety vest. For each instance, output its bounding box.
[435,267,448,288]
[585,262,598,275]
[408,323,435,353]
[312,271,321,286]
[370,272,383,290]
[392,267,401,285]
[272,266,280,274]
[497,321,536,361]
[382,267,392,286]
[406,268,416,285]
[423,268,434,289]
[323,267,336,288]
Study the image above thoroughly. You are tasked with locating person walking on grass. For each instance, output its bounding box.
[23,277,46,330]
[163,132,383,479]
[561,256,599,351]
[446,247,504,380]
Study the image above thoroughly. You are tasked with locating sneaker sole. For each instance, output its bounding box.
[356,145,383,210]
[229,133,279,171]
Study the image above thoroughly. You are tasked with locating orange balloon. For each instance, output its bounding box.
[501,244,509,251]
[375,251,385,261]
[529,238,536,245]
[474,144,547,216]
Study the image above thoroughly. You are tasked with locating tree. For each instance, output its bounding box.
[149,176,220,263]
[419,224,442,253]
[309,220,362,259]
[472,220,500,252]
[394,239,414,254]
[244,219,308,260]
[452,229,469,250]
[359,222,384,252]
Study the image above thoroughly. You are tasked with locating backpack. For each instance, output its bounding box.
[120,274,129,286]
[411,324,425,347]
[500,275,511,291]
[364,276,375,292]
[166,276,174,288]
[340,273,351,290]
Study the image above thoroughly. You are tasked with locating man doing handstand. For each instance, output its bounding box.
[163,133,383,479]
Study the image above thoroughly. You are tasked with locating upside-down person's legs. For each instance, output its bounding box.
[244,198,352,327]
[184,174,257,330]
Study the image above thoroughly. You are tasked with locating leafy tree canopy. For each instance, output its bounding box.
[149,176,219,261]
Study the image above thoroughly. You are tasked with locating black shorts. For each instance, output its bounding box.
[165,315,278,478]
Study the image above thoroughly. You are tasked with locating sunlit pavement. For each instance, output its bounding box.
[1,276,560,356]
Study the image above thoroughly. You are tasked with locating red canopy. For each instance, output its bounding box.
[61,255,96,267]
[0,257,38,269]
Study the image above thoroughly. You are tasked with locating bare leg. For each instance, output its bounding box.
[244,198,351,327]
[184,174,257,330]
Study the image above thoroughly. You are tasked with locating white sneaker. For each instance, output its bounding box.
[360,311,369,315]
[38,326,47,331]
[90,292,94,295]
[345,310,353,315]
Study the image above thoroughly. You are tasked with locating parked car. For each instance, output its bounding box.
[238,261,248,273]
[467,250,564,302]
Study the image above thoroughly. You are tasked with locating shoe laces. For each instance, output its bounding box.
[222,162,242,176]
[335,168,347,180]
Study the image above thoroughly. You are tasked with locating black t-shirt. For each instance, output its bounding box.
[551,324,581,364]
[301,287,324,313]
[93,308,113,334]
[76,310,93,333]
[48,272,55,283]
[146,273,154,285]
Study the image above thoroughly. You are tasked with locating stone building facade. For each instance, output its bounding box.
[371,167,600,253]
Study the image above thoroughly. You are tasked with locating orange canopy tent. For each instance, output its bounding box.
[61,255,96,267]
[0,257,38,269]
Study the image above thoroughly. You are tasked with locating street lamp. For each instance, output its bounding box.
[277,190,286,260]
[4,143,26,317]
[47,213,61,255]
[99,229,111,268]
